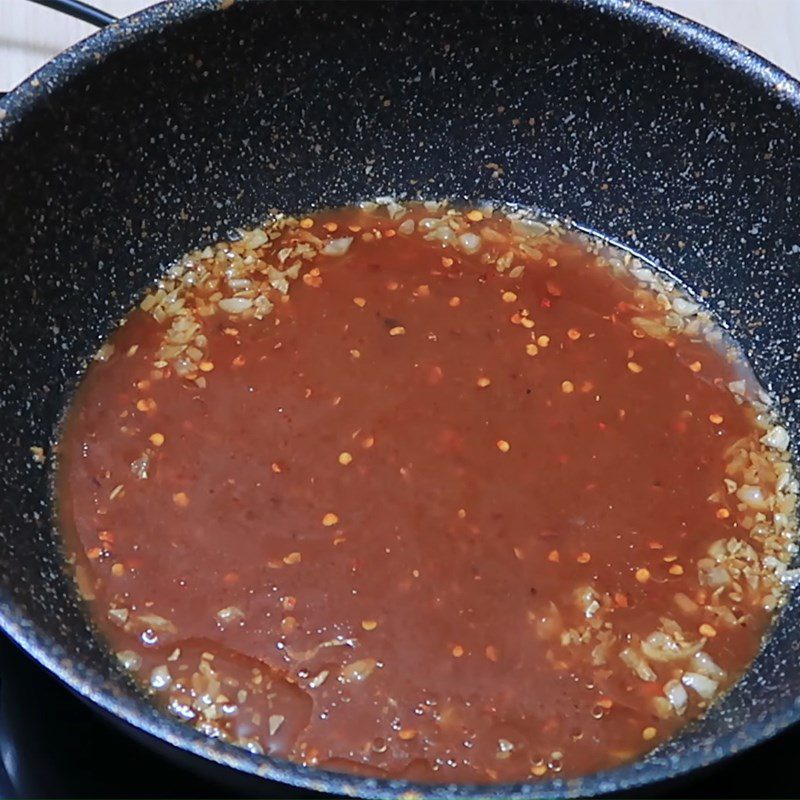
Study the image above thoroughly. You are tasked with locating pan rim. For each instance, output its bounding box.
[1,0,799,797]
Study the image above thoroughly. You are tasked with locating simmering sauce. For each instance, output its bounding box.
[57,202,796,782]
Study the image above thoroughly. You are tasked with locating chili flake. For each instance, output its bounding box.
[545,281,562,297]
[172,492,189,508]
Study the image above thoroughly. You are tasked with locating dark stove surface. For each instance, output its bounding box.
[0,632,794,799]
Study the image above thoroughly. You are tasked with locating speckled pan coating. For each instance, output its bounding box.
[0,1,798,797]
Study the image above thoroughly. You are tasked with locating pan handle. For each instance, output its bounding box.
[26,0,117,27]
[0,0,115,99]
[0,0,117,97]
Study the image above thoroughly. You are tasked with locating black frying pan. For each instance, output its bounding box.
[0,1,798,797]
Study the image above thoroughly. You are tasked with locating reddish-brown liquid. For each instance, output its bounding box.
[57,205,792,782]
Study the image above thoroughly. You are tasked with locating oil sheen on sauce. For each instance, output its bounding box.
[57,202,796,783]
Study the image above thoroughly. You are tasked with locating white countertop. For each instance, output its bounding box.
[2,0,800,92]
